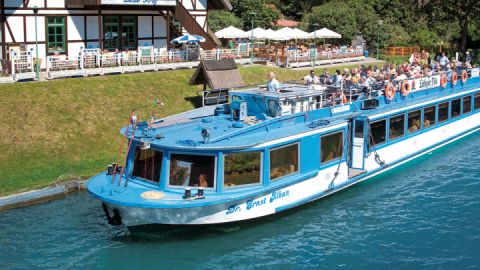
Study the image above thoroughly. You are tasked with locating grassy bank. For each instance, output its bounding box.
[0,63,381,196]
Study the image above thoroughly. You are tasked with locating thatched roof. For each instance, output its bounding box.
[189,59,245,90]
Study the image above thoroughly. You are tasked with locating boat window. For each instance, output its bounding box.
[438,102,449,123]
[270,143,299,180]
[370,119,386,145]
[132,147,163,183]
[321,131,343,163]
[463,96,472,114]
[224,152,261,188]
[474,93,480,110]
[451,99,461,118]
[408,110,421,134]
[389,114,405,140]
[169,154,215,188]
[424,105,436,128]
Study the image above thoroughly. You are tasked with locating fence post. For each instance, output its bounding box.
[10,50,16,81]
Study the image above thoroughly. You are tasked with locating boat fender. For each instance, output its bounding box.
[461,70,468,83]
[451,72,458,86]
[401,81,410,97]
[102,203,122,226]
[214,106,224,116]
[440,74,448,88]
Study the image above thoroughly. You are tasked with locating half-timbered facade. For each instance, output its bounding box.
[0,0,230,68]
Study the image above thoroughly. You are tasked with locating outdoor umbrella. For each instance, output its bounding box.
[293,28,311,39]
[171,34,206,44]
[309,28,342,39]
[250,27,269,39]
[215,26,249,39]
[272,27,297,41]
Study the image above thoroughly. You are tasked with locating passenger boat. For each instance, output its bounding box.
[87,68,480,227]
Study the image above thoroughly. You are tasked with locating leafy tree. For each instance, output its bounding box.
[231,0,281,30]
[208,10,243,32]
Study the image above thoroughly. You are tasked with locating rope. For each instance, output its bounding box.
[327,118,352,190]
[366,120,386,166]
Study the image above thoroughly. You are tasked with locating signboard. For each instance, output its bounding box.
[410,74,440,92]
[471,68,479,78]
[101,0,176,6]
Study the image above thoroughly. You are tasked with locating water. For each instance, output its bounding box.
[1,135,480,270]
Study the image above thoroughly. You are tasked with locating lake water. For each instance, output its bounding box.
[1,134,480,270]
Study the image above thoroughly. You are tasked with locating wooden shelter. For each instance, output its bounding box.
[190,59,244,106]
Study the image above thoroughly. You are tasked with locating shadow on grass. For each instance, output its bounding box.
[184,96,203,108]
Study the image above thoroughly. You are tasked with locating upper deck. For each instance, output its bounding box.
[126,69,480,151]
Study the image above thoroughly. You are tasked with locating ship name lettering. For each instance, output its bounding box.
[246,198,267,210]
[270,190,290,203]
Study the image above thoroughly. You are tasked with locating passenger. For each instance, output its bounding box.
[198,173,209,188]
[439,52,450,70]
[319,69,332,84]
[304,70,319,86]
[266,71,280,93]
[333,70,343,87]
[351,68,360,84]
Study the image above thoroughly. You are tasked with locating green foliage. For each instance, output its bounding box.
[231,0,281,30]
[208,10,243,32]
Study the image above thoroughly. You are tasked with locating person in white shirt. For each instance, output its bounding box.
[439,52,450,69]
[304,70,319,86]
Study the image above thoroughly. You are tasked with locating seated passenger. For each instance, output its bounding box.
[304,70,319,86]
[199,173,209,188]
[319,69,332,84]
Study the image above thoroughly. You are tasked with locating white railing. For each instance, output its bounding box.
[285,50,365,68]
[11,49,36,81]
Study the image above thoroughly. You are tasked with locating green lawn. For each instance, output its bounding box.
[0,63,382,196]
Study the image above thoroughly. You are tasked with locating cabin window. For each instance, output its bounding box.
[463,96,472,114]
[370,119,386,145]
[451,99,461,118]
[103,16,137,51]
[438,102,449,123]
[46,16,66,54]
[474,93,480,110]
[132,147,163,183]
[389,114,405,140]
[224,152,261,187]
[424,105,436,128]
[408,110,421,134]
[270,143,299,180]
[169,154,215,188]
[321,131,343,163]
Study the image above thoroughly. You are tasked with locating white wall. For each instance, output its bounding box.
[26,16,46,42]
[47,0,66,8]
[26,0,46,8]
[67,16,85,41]
[6,16,24,43]
[181,0,194,10]
[196,0,208,10]
[138,16,152,38]
[68,42,84,58]
[86,16,100,40]
[195,16,207,30]
[25,43,47,68]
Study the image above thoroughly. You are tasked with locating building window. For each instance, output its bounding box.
[103,16,137,51]
[224,152,261,188]
[408,110,421,134]
[463,96,472,114]
[451,99,461,118]
[46,16,66,54]
[474,93,480,110]
[389,114,405,140]
[132,147,163,183]
[424,105,436,128]
[370,119,386,145]
[438,102,449,123]
[270,143,299,180]
[321,131,343,163]
[169,154,215,188]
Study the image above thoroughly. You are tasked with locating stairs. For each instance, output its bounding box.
[174,0,221,50]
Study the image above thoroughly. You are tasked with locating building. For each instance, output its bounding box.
[0,0,232,68]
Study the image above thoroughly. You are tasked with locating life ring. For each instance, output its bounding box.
[451,72,458,86]
[385,83,395,101]
[461,70,468,83]
[440,74,448,88]
[401,81,411,96]
[341,93,348,104]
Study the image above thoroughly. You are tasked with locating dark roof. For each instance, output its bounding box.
[190,59,244,89]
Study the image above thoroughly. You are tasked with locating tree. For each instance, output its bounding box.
[208,10,243,32]
[427,0,480,52]
[232,0,280,30]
